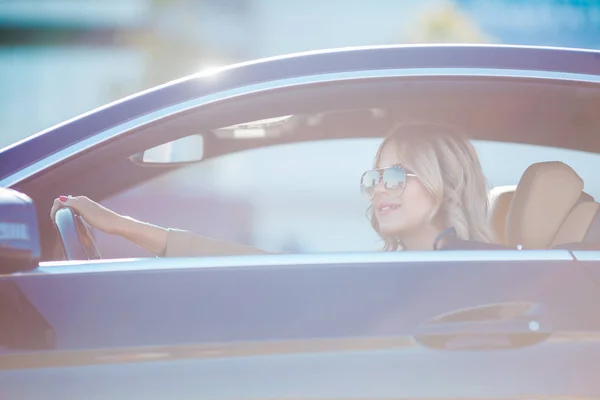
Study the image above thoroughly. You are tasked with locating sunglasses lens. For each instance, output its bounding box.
[382,166,407,191]
[360,170,380,195]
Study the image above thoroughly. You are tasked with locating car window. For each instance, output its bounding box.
[95,138,600,258]
[476,140,600,198]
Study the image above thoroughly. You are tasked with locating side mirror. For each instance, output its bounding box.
[131,134,205,166]
[0,187,40,273]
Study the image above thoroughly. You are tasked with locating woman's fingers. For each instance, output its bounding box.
[50,195,117,233]
[50,196,69,222]
[50,195,83,222]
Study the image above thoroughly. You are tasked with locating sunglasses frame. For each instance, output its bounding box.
[360,164,417,196]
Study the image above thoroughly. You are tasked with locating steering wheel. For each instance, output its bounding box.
[54,207,102,260]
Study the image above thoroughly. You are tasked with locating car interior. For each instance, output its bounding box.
[490,179,600,249]
[9,75,600,261]
[497,161,600,249]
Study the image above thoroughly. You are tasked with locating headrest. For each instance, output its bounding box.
[506,161,584,249]
[489,185,516,244]
[580,191,595,202]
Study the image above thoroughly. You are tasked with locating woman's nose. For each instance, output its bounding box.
[373,180,387,194]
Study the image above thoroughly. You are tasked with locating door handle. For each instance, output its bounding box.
[413,301,552,350]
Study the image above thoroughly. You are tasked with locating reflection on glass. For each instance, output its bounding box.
[142,134,205,164]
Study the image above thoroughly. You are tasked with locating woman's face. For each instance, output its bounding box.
[372,142,437,237]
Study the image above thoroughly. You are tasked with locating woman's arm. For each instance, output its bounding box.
[115,216,270,257]
[113,216,170,255]
[51,196,270,257]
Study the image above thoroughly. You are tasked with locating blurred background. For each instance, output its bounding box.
[1,0,600,256]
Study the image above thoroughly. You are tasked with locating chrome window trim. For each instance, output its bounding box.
[5,249,574,277]
[3,67,600,188]
[571,251,600,261]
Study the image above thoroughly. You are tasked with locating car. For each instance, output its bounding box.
[2,44,600,399]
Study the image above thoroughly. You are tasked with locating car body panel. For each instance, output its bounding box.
[3,251,600,397]
[2,343,600,399]
[571,251,600,286]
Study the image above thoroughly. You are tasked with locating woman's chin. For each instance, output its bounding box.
[377,222,408,237]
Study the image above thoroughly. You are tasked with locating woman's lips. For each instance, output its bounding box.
[375,203,401,215]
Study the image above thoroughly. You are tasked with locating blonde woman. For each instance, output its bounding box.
[50,123,498,256]
[364,122,495,251]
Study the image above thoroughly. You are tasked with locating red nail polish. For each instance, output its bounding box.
[59,196,68,202]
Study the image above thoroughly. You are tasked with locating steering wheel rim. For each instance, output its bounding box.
[54,207,102,260]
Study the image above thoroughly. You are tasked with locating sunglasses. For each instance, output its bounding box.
[360,164,417,196]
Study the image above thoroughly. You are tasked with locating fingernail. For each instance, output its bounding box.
[59,196,68,202]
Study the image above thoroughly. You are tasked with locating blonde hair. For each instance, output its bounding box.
[369,122,495,250]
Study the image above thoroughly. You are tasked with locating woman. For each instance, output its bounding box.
[50,122,495,256]
[364,122,494,250]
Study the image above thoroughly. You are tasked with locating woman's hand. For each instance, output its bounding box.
[51,195,169,255]
[50,195,124,235]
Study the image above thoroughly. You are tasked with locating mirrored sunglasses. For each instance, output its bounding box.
[360,165,417,196]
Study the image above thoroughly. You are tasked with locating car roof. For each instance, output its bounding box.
[207,76,600,153]
[2,44,600,184]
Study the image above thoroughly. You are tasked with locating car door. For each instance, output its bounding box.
[2,251,600,399]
